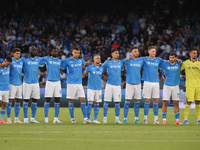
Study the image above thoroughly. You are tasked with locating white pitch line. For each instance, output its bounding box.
[0,137,200,143]
[0,131,200,134]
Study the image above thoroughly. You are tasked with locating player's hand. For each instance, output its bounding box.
[177,59,182,64]
[126,55,131,61]
[198,58,200,61]
[107,57,111,60]
[24,54,28,58]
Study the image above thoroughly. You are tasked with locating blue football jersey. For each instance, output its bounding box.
[42,56,62,81]
[123,57,144,84]
[85,64,103,90]
[160,60,181,86]
[9,57,23,85]
[0,66,10,91]
[21,56,44,83]
[61,57,86,84]
[142,57,164,82]
[103,59,124,85]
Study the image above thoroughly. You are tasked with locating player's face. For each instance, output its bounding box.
[72,50,80,59]
[30,47,37,57]
[132,49,139,57]
[51,49,58,57]
[190,50,197,59]
[169,55,176,63]
[93,55,101,64]
[3,59,12,67]
[148,48,156,57]
[111,51,119,59]
[13,51,21,60]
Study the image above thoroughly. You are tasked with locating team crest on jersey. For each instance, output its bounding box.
[130,63,133,66]
[167,67,170,69]
[49,61,52,64]
[71,64,74,67]
[93,71,95,74]
[147,62,150,64]
[28,61,31,64]
[110,65,113,68]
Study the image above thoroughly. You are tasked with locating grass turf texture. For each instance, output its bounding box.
[0,107,199,150]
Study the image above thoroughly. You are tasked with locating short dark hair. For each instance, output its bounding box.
[132,47,138,51]
[169,52,177,57]
[111,49,119,54]
[12,48,21,53]
[5,56,12,62]
[190,49,197,53]
[73,47,80,51]
[51,47,58,52]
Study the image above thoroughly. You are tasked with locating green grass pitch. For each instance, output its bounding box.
[0,107,199,150]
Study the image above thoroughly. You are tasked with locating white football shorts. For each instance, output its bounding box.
[45,80,62,98]
[23,82,40,99]
[104,84,121,102]
[163,85,180,101]
[9,84,22,99]
[0,91,9,103]
[67,84,85,99]
[125,83,141,100]
[87,89,102,102]
[142,81,160,99]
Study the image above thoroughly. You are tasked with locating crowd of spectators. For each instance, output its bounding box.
[0,1,199,88]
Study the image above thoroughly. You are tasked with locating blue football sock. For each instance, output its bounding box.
[162,111,167,120]
[87,102,93,120]
[1,109,6,120]
[134,101,140,118]
[153,102,158,116]
[103,102,109,117]
[44,102,50,118]
[81,102,87,118]
[6,102,12,118]
[23,101,28,118]
[31,102,37,118]
[175,112,179,120]
[69,102,74,119]
[14,102,20,118]
[124,101,130,119]
[115,102,120,117]
[94,103,99,120]
[144,102,150,116]
[54,102,60,118]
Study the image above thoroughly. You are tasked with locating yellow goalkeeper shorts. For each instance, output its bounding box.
[186,87,200,102]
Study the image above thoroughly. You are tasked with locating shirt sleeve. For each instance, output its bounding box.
[85,66,90,73]
[20,57,25,62]
[41,56,47,63]
[82,59,86,66]
[39,57,45,66]
[180,62,185,71]
[159,61,165,68]
[61,59,68,70]
[102,60,108,70]
[159,58,164,66]
[122,58,128,66]
[121,61,124,71]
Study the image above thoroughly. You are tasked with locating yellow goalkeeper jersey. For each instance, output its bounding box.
[181,60,200,87]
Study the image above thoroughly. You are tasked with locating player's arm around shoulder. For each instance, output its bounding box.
[61,58,68,70]
[82,65,90,78]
